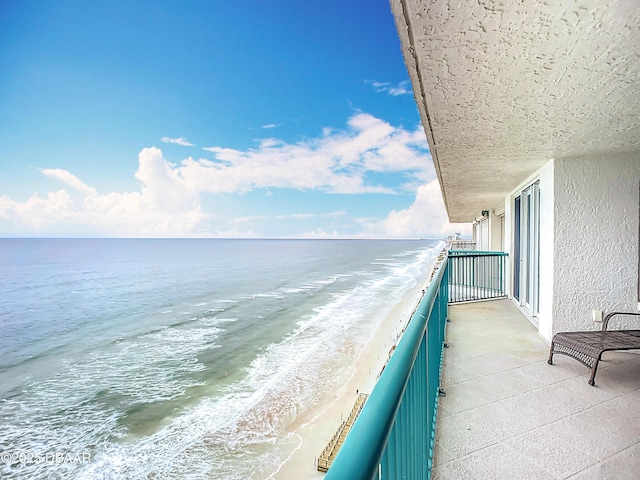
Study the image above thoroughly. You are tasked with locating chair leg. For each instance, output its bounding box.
[588,354,603,386]
[547,342,555,365]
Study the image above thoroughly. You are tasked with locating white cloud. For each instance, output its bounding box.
[41,168,97,196]
[260,124,279,129]
[388,81,412,96]
[135,147,198,213]
[367,79,412,96]
[0,190,73,233]
[322,211,347,218]
[0,113,450,237]
[1,148,203,237]
[274,213,315,220]
[295,228,341,239]
[364,179,472,238]
[195,112,432,195]
[211,228,259,238]
[257,138,283,149]
[161,137,194,146]
[228,215,268,225]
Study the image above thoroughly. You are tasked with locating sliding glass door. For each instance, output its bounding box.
[514,182,540,320]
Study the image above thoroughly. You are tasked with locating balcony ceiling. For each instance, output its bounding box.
[390,0,640,222]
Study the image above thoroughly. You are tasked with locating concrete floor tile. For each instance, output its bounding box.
[430,459,477,480]
[567,444,640,480]
[432,440,453,466]
[503,414,631,478]
[524,376,620,416]
[442,345,483,364]
[441,363,479,385]
[451,374,525,405]
[453,443,560,480]
[490,394,567,431]
[437,382,489,414]
[437,404,453,418]
[597,393,640,420]
[531,356,591,383]
[603,443,640,475]
[628,387,640,399]
[435,403,520,458]
[458,352,530,377]
[572,401,640,445]
[567,463,632,480]
[562,374,623,402]
[485,366,550,395]
[594,358,640,392]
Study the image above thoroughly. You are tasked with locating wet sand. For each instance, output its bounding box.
[272,259,437,479]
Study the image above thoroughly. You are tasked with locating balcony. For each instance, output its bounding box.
[435,299,640,479]
[325,252,640,479]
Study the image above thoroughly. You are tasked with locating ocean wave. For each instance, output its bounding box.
[242,292,284,300]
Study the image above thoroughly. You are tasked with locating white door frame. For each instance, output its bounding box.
[515,181,540,321]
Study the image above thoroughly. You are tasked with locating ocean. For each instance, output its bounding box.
[0,238,441,479]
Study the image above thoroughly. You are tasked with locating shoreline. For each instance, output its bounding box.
[272,256,438,479]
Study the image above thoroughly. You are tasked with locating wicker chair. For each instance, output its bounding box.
[548,312,640,386]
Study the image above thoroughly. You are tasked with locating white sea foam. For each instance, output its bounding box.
[0,318,223,480]
[282,287,304,294]
[99,261,422,479]
[243,292,284,300]
[211,317,239,323]
[75,283,376,478]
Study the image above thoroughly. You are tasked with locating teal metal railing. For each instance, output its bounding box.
[325,257,449,480]
[448,250,507,303]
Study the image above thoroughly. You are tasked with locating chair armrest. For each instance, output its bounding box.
[602,312,640,331]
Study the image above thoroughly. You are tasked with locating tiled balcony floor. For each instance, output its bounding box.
[433,299,640,480]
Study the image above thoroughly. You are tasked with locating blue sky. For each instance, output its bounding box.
[0,0,469,238]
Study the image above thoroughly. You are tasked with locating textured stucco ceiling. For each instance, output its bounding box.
[390,0,640,222]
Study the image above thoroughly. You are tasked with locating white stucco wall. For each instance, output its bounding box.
[552,153,640,334]
[480,219,489,250]
[489,210,502,251]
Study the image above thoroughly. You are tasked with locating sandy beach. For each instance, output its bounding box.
[273,258,438,479]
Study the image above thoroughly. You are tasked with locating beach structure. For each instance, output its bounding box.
[318,393,369,472]
[326,1,640,478]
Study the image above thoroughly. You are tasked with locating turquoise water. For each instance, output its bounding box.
[0,239,440,479]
